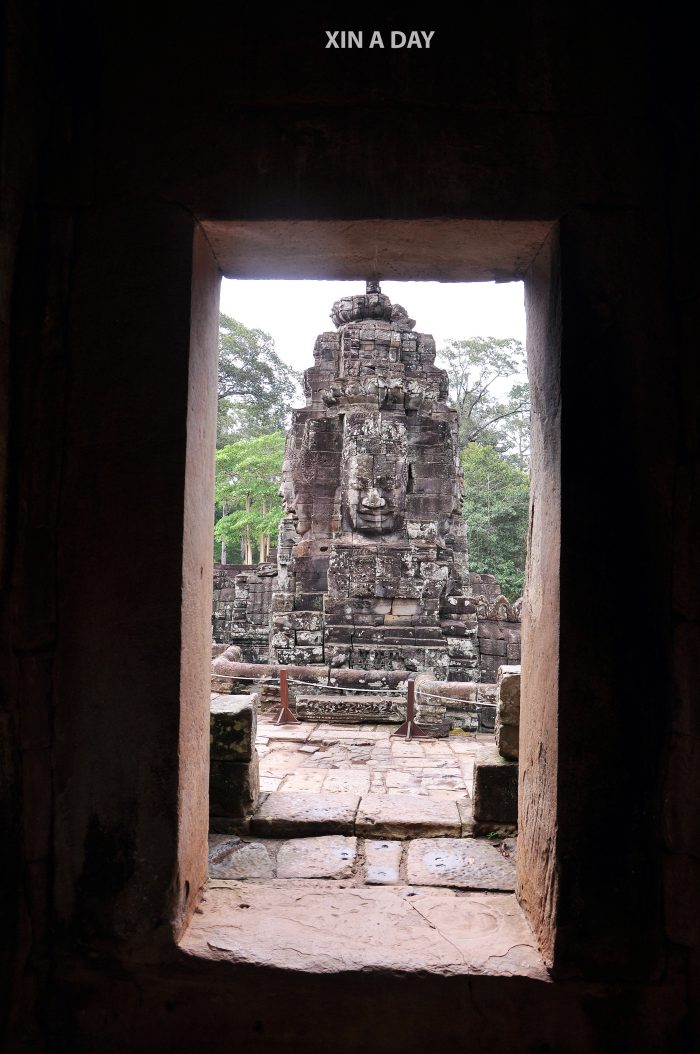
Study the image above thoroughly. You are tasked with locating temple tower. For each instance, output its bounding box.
[272,283,482,680]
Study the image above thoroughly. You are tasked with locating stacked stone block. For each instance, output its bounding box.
[472,665,521,828]
[209,698,259,827]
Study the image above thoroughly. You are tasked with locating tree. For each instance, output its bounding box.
[217,314,300,446]
[214,432,286,564]
[461,442,530,601]
[437,337,530,462]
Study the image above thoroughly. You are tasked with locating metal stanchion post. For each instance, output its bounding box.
[273,667,300,725]
[392,677,430,741]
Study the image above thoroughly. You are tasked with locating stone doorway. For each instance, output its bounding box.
[186,216,559,973]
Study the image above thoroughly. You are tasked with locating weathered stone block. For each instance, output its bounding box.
[209,753,260,819]
[295,693,405,724]
[210,698,257,761]
[295,630,323,645]
[496,665,521,726]
[472,746,518,824]
[496,722,519,761]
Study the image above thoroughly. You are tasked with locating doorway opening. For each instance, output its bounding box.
[179,220,556,969]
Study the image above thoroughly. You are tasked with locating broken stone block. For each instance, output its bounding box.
[210,698,257,762]
[472,746,518,824]
[209,752,260,819]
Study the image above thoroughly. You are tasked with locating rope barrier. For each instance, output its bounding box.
[288,678,405,694]
[416,689,498,709]
[212,673,498,706]
[212,674,273,682]
[212,672,405,694]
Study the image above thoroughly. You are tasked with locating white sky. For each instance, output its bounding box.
[219,279,526,374]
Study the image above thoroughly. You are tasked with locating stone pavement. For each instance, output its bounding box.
[209,708,518,894]
[204,711,524,972]
[209,832,517,891]
[255,712,485,800]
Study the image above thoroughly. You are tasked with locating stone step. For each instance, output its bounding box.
[294,693,405,724]
[249,791,474,839]
[209,832,517,891]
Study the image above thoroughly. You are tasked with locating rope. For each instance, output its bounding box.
[212,673,499,706]
[212,673,405,694]
[416,689,498,709]
[212,674,273,682]
[288,678,405,695]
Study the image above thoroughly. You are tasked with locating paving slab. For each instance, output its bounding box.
[355,794,461,839]
[322,770,371,794]
[208,835,275,879]
[406,837,516,891]
[364,839,403,884]
[277,836,357,879]
[250,792,360,837]
[263,725,312,742]
[278,770,327,793]
[182,881,546,977]
[259,776,281,792]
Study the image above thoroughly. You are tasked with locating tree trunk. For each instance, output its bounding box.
[259,499,267,562]
[245,494,253,564]
[220,502,227,564]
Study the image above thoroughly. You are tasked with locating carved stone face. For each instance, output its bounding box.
[278,478,296,515]
[343,452,406,535]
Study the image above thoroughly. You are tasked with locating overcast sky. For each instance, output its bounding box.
[219,279,526,374]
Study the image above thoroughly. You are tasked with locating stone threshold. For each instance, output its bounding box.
[180,880,546,978]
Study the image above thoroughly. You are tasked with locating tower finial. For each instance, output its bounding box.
[366,280,381,294]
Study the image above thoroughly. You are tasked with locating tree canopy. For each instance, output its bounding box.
[461,442,530,601]
[437,337,530,468]
[215,432,286,564]
[217,314,300,446]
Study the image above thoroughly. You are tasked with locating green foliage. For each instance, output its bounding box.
[437,337,530,466]
[461,442,530,601]
[217,314,300,446]
[214,432,285,563]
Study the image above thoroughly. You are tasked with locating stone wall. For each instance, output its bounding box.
[212,561,520,680]
[212,562,277,662]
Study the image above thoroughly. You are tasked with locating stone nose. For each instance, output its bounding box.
[362,488,386,508]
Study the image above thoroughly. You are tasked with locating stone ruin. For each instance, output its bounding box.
[213,282,521,685]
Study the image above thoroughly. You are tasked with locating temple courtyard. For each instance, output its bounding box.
[208,703,516,894]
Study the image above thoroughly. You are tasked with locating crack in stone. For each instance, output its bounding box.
[405,898,467,965]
